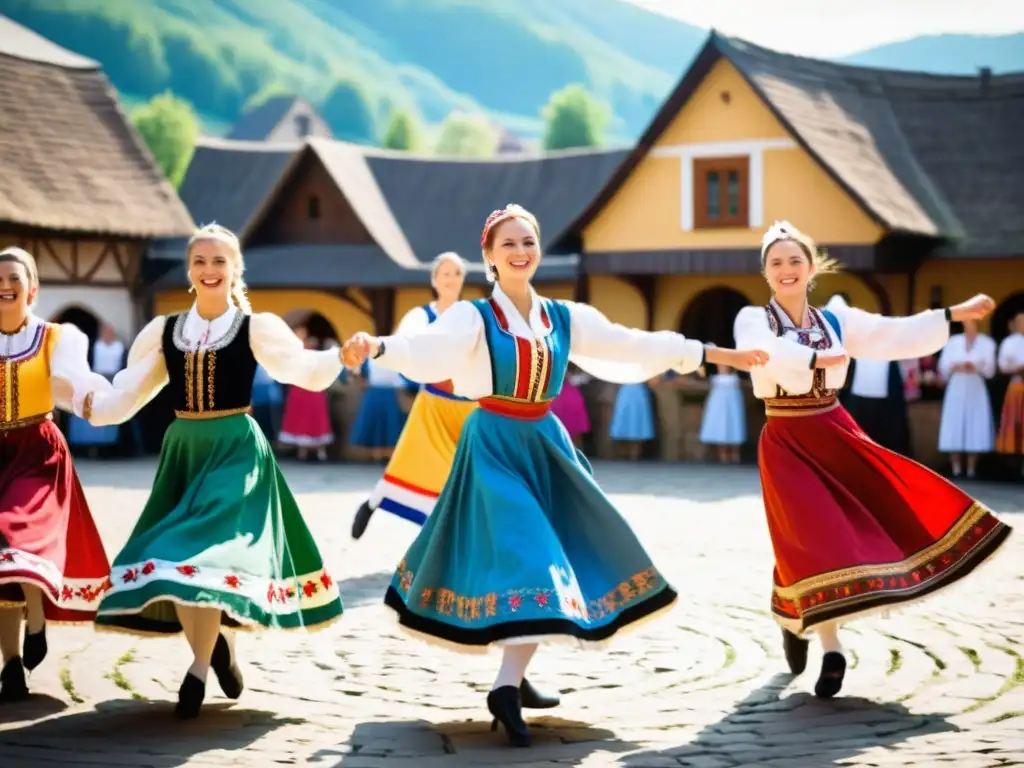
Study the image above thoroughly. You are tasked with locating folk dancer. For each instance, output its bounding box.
[75,225,344,718]
[734,221,1011,699]
[0,247,111,701]
[342,205,768,747]
[996,313,1024,473]
[351,252,477,538]
[936,319,997,477]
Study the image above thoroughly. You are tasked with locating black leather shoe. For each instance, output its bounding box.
[351,500,375,540]
[486,685,530,747]
[520,678,559,709]
[782,628,810,675]
[23,626,47,672]
[814,651,847,699]
[174,672,206,719]
[210,633,243,699]
[0,657,29,703]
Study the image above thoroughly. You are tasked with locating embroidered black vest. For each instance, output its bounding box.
[764,303,836,401]
[162,312,257,415]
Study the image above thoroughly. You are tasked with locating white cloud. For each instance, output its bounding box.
[624,0,1024,57]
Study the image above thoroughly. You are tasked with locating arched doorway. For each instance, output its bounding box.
[993,292,1024,344]
[282,309,339,349]
[51,305,101,348]
[679,287,751,349]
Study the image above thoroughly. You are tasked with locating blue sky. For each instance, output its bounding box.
[623,0,1023,56]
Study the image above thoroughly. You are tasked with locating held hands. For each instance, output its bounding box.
[950,294,995,322]
[705,346,770,371]
[341,332,381,368]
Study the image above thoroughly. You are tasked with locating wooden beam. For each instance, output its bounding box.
[367,288,396,336]
[623,275,656,330]
[81,241,115,283]
[326,287,373,316]
[854,270,893,315]
[40,239,74,279]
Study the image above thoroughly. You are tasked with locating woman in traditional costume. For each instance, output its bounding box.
[936,320,997,478]
[699,361,746,463]
[734,221,1011,700]
[342,205,769,747]
[278,328,334,461]
[348,357,407,462]
[609,381,656,460]
[351,252,476,539]
[550,363,591,449]
[75,225,344,719]
[996,313,1024,472]
[0,247,111,702]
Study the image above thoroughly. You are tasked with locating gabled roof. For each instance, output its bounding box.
[553,32,1024,257]
[168,137,623,287]
[226,96,324,141]
[0,15,194,238]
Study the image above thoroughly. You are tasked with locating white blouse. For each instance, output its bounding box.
[937,333,997,381]
[75,305,344,426]
[734,299,950,399]
[998,333,1024,380]
[1,316,109,413]
[374,284,706,399]
[91,339,125,376]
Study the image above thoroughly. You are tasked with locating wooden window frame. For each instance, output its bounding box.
[693,156,750,229]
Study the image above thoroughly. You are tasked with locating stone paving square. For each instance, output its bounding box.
[1,459,1022,767]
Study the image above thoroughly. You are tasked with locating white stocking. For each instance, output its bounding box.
[815,621,844,654]
[492,643,537,690]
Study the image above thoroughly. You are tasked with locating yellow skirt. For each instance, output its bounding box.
[368,389,477,524]
[996,379,1024,455]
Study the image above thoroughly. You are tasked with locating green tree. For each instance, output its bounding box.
[320,79,377,144]
[541,84,609,150]
[381,108,424,151]
[132,92,199,188]
[434,112,497,158]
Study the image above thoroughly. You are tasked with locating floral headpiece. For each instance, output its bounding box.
[480,204,536,248]
[760,220,797,262]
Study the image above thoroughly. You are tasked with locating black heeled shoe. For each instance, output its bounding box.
[487,685,531,747]
[782,628,809,675]
[0,657,29,703]
[814,651,847,699]
[23,625,48,672]
[174,672,206,719]
[351,500,375,540]
[520,678,559,709]
[210,633,243,700]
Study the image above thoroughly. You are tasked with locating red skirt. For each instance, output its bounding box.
[996,379,1024,455]
[759,401,1010,634]
[0,416,111,622]
[279,386,333,446]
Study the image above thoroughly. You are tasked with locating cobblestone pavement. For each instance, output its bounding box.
[1,459,1023,767]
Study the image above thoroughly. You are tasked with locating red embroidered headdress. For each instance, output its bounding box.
[480,204,538,248]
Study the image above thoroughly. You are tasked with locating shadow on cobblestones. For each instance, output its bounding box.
[335,570,393,610]
[0,699,304,766]
[620,673,958,767]
[309,717,632,764]
[0,693,67,725]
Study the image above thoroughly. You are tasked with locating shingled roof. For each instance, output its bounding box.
[165,137,623,287]
[0,16,194,238]
[554,32,1024,258]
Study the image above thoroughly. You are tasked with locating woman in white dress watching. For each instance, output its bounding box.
[937,319,996,478]
[699,361,746,463]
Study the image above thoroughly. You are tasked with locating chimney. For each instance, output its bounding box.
[979,67,992,96]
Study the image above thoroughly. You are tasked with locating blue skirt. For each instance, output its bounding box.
[384,408,677,649]
[66,414,119,447]
[610,383,655,441]
[350,387,406,449]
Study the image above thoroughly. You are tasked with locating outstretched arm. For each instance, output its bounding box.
[74,317,170,426]
[250,313,344,392]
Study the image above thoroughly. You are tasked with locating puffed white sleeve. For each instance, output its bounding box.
[374,300,482,383]
[564,301,705,383]
[830,303,950,361]
[73,317,169,426]
[979,337,997,379]
[250,312,343,392]
[998,337,1022,375]
[733,306,816,374]
[936,339,957,381]
[394,306,431,337]
[49,324,118,413]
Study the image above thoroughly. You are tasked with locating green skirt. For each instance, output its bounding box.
[96,413,342,635]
